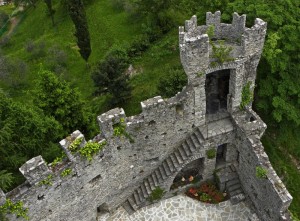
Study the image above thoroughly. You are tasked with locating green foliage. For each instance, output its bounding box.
[0,91,61,189]
[51,152,66,168]
[113,118,134,142]
[240,82,253,110]
[206,149,216,159]
[92,48,131,106]
[0,170,14,191]
[68,137,83,153]
[60,168,72,177]
[206,25,215,39]
[256,166,267,179]
[147,186,165,202]
[211,40,234,65]
[0,199,29,220]
[79,141,107,161]
[38,174,53,186]
[67,0,91,62]
[34,69,96,138]
[157,67,187,98]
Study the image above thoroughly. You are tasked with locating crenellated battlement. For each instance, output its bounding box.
[179,11,267,81]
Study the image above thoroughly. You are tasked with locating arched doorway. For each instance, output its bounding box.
[205,69,230,114]
[171,158,204,190]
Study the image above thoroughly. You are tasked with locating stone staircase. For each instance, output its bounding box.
[122,127,206,214]
[217,164,245,205]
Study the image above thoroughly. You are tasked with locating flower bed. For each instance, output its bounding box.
[186,182,227,204]
[170,175,201,190]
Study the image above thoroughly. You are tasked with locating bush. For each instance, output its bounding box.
[256,166,267,179]
[206,149,216,159]
[157,67,187,98]
[91,48,131,106]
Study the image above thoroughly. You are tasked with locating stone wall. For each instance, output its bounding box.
[232,111,292,221]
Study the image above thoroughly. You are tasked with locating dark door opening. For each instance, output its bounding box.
[216,144,227,167]
[205,69,230,114]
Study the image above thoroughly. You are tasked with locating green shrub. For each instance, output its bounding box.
[68,137,83,153]
[60,168,72,177]
[256,166,268,179]
[157,67,187,98]
[38,175,53,186]
[147,186,165,202]
[113,118,134,143]
[206,149,216,159]
[240,82,253,110]
[0,199,28,220]
[79,141,107,161]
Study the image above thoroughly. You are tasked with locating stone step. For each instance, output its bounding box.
[154,169,164,182]
[230,188,243,197]
[169,154,180,168]
[186,138,196,151]
[133,190,141,205]
[227,183,241,193]
[151,173,159,186]
[143,180,152,195]
[182,143,192,156]
[194,128,205,142]
[166,157,176,172]
[158,166,167,179]
[178,146,188,160]
[230,193,245,205]
[162,161,171,176]
[140,184,149,198]
[174,150,184,164]
[226,179,240,187]
[122,200,135,215]
[147,177,156,190]
[136,188,145,202]
[128,197,138,211]
[190,134,201,147]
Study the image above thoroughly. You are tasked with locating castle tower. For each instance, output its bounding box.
[179,11,267,125]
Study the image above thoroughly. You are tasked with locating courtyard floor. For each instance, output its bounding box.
[99,194,260,221]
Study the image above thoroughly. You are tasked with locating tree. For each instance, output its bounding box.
[0,91,61,189]
[34,69,96,137]
[67,0,91,62]
[91,48,131,105]
[44,0,55,26]
[157,67,187,98]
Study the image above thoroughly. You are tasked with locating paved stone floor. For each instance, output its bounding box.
[98,194,259,221]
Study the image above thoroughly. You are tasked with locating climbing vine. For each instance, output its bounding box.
[240,82,253,110]
[0,199,29,220]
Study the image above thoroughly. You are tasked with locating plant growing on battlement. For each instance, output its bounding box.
[147,186,165,203]
[256,166,268,179]
[38,174,53,186]
[60,168,72,177]
[206,149,216,159]
[113,118,134,143]
[206,25,234,65]
[240,82,253,110]
[0,199,29,220]
[68,137,83,153]
[51,152,67,168]
[79,141,107,161]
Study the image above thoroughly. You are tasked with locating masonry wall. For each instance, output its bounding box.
[232,111,292,221]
